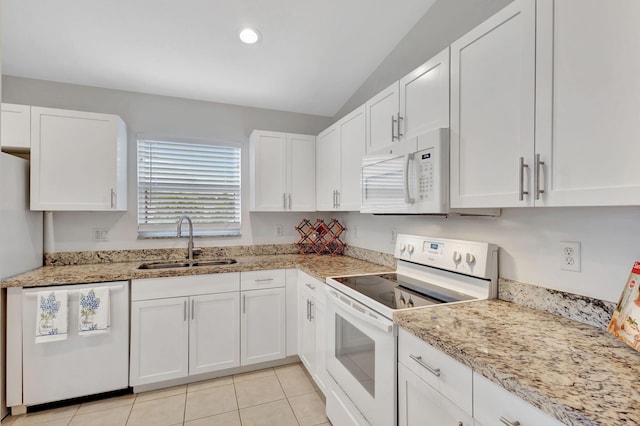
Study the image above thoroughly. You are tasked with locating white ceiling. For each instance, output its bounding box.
[1,0,437,117]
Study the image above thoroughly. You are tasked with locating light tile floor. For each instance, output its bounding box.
[1,363,330,426]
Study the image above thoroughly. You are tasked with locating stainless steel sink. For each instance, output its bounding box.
[138,259,237,270]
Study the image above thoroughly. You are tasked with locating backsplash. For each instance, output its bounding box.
[343,245,396,269]
[45,244,299,266]
[499,278,616,329]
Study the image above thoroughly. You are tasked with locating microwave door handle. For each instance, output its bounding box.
[404,153,416,204]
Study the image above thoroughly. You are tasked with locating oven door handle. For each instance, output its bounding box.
[328,288,393,333]
[403,153,415,205]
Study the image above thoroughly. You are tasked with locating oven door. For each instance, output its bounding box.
[361,153,418,214]
[325,286,396,426]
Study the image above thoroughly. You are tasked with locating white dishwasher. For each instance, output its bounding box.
[7,281,129,408]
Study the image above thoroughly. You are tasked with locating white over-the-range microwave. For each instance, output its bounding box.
[361,128,450,214]
[361,128,499,216]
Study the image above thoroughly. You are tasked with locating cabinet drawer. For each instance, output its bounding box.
[132,273,240,300]
[398,328,472,414]
[241,269,286,290]
[298,271,325,301]
[473,372,563,426]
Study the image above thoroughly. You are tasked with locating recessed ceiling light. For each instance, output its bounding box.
[239,28,261,44]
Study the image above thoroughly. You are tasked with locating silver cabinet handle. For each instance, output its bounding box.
[110,188,116,208]
[499,417,520,426]
[305,283,316,290]
[183,300,187,322]
[519,157,529,201]
[409,354,440,377]
[242,294,246,314]
[255,278,274,283]
[535,153,545,200]
[391,114,397,141]
[309,301,314,320]
[336,190,340,208]
[283,193,286,210]
[191,299,195,320]
[396,112,403,139]
[333,190,337,208]
[306,299,310,320]
[288,193,292,210]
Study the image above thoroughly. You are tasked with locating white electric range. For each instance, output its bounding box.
[324,234,498,426]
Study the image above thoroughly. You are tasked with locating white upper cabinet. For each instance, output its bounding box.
[399,48,450,141]
[452,0,640,209]
[366,81,400,154]
[316,124,341,211]
[316,105,366,211]
[250,130,315,211]
[1,103,31,151]
[535,0,640,206]
[366,48,450,155]
[450,0,536,208]
[30,107,128,211]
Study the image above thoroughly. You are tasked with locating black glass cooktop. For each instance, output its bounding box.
[332,273,476,310]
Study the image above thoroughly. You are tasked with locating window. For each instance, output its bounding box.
[137,139,241,237]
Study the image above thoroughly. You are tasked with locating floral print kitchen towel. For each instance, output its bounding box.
[78,287,110,336]
[36,290,68,343]
[609,261,640,352]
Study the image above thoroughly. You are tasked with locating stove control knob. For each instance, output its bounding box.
[407,244,415,254]
[399,295,406,306]
[407,297,414,308]
[399,244,407,253]
[466,253,476,264]
[453,251,462,263]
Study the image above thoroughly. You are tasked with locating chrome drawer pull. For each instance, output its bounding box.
[305,283,316,290]
[499,417,520,426]
[535,153,545,200]
[255,278,274,282]
[409,354,440,377]
[518,157,529,201]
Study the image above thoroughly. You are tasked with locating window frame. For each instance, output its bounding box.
[136,136,242,239]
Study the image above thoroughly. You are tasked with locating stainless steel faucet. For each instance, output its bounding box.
[177,215,195,261]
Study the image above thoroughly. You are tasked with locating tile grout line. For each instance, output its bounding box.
[273,369,302,426]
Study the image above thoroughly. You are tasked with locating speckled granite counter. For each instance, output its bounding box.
[1,254,393,288]
[394,300,640,426]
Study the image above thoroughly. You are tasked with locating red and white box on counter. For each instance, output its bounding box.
[609,261,640,351]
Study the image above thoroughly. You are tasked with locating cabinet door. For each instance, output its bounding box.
[316,124,341,211]
[241,287,286,365]
[399,48,450,140]
[30,107,127,211]
[365,81,399,154]
[1,103,30,151]
[312,298,327,395]
[250,130,287,211]
[189,293,240,375]
[398,364,473,426]
[535,0,640,206]
[130,297,189,386]
[450,0,536,208]
[287,133,316,211]
[338,105,365,211]
[298,290,315,374]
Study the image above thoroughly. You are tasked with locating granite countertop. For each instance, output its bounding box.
[1,254,394,288]
[395,300,640,426]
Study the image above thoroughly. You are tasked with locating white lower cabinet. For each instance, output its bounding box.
[130,297,190,386]
[398,364,473,426]
[241,287,286,366]
[298,271,328,394]
[473,372,563,426]
[398,328,473,425]
[130,273,242,387]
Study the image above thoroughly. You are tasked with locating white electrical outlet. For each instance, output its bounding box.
[275,225,283,236]
[560,241,581,272]
[93,228,109,242]
[391,228,397,244]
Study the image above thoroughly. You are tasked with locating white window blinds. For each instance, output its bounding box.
[137,139,241,237]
